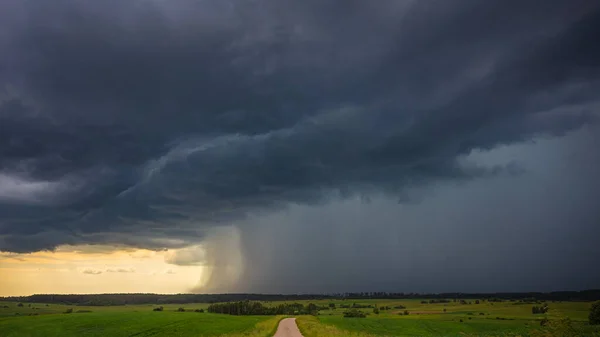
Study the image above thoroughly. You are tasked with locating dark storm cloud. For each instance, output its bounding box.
[0,0,599,263]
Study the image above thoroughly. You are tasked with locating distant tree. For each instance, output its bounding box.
[17,303,23,307]
[177,307,185,312]
[329,303,336,309]
[443,308,447,313]
[403,310,409,316]
[475,300,480,304]
[343,309,367,318]
[373,307,380,315]
[531,303,549,315]
[532,304,549,314]
[153,306,164,312]
[194,309,205,313]
[590,301,600,325]
[64,308,73,314]
[307,303,318,315]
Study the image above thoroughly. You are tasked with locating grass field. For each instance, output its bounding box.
[1,299,599,336]
[293,299,600,337]
[0,302,282,337]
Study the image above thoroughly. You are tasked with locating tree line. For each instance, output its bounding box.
[0,293,331,306]
[207,301,324,315]
[2,289,599,306]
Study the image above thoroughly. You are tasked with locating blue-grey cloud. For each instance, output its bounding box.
[0,0,599,290]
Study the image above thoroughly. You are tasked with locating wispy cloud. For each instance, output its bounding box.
[106,268,135,273]
[81,268,103,275]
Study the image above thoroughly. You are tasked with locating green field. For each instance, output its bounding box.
[0,302,282,337]
[294,299,600,337]
[1,299,599,337]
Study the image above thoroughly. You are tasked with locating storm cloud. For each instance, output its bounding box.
[1,0,599,292]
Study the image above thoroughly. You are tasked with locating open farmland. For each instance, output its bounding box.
[295,299,600,337]
[0,302,282,337]
[1,298,599,337]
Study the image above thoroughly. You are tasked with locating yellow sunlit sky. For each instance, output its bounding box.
[0,245,204,296]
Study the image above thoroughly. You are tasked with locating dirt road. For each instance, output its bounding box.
[273,318,304,337]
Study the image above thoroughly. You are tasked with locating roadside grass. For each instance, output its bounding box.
[297,315,379,337]
[221,315,287,337]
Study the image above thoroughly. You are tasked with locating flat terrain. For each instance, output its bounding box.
[1,299,599,336]
[0,302,281,337]
[294,299,600,337]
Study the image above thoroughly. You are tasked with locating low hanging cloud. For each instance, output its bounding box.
[1,0,600,292]
[81,268,103,275]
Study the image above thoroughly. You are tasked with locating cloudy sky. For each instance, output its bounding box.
[1,0,599,296]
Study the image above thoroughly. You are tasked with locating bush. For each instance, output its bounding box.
[532,304,549,314]
[153,306,164,312]
[194,309,204,313]
[403,310,409,316]
[394,305,406,309]
[64,308,73,314]
[590,301,600,325]
[329,303,336,309]
[17,303,23,307]
[343,309,367,318]
[177,307,185,312]
[373,307,379,315]
[307,303,319,315]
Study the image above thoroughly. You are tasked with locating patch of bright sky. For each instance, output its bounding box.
[0,245,204,296]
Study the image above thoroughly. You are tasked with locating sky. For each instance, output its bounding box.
[0,0,599,296]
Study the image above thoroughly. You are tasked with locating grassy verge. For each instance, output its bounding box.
[297,315,380,337]
[221,315,287,337]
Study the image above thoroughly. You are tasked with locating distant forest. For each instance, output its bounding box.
[2,290,599,306]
